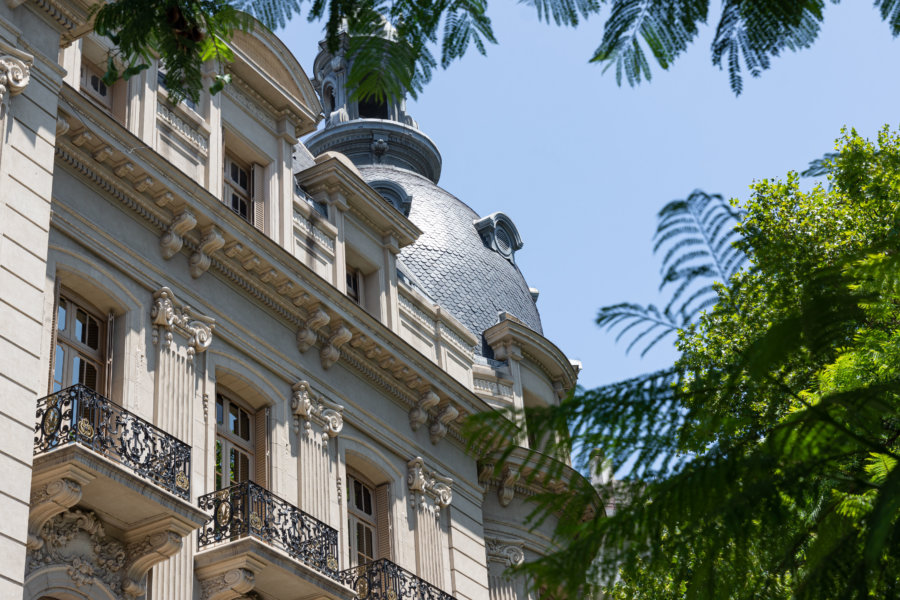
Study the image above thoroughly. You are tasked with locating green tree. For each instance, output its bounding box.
[467,126,900,598]
[94,1,900,106]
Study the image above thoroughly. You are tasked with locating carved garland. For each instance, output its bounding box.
[150,286,215,359]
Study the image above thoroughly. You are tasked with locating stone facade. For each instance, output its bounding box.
[0,3,589,600]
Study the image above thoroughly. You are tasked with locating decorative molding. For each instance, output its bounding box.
[291,380,344,439]
[0,46,32,110]
[409,389,439,432]
[296,307,330,352]
[293,209,335,251]
[473,377,513,398]
[407,457,453,509]
[159,210,197,259]
[26,508,183,598]
[199,567,257,600]
[486,538,525,567]
[429,404,459,445]
[150,286,215,359]
[438,322,475,356]
[320,325,352,369]
[498,465,519,507]
[156,101,209,153]
[27,477,85,550]
[189,226,225,278]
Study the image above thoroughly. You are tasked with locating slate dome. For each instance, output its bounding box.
[357,164,543,357]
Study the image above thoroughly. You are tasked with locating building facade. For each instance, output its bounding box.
[0,3,587,600]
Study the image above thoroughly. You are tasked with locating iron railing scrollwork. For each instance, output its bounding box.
[197,481,340,580]
[33,384,192,499]
[340,558,457,600]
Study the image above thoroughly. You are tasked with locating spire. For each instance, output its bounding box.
[305,32,443,184]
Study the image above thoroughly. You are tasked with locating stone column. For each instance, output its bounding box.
[149,286,215,600]
[407,457,453,589]
[292,380,343,524]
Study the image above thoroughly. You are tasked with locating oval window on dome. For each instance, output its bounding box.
[495,226,513,256]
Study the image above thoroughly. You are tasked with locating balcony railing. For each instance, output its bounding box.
[340,558,457,600]
[197,481,340,580]
[34,384,191,499]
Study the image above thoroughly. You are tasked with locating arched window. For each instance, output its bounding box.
[358,96,388,119]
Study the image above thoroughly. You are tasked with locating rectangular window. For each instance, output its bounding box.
[53,295,104,392]
[215,393,254,490]
[348,474,377,566]
[80,62,112,109]
[224,155,251,222]
[346,268,362,304]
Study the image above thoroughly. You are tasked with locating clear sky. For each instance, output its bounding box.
[278,3,900,390]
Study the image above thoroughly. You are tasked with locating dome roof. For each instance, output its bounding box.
[358,165,543,356]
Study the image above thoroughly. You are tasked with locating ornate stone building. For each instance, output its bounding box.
[0,3,588,600]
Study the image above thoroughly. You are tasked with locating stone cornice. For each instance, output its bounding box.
[297,151,422,248]
[484,313,579,398]
[478,447,597,508]
[10,0,96,42]
[54,84,484,450]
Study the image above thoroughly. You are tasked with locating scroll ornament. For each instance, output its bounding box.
[407,456,453,509]
[150,287,215,359]
[291,380,344,439]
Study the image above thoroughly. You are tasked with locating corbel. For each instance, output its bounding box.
[121,530,183,598]
[134,176,154,193]
[27,475,92,550]
[114,161,135,178]
[71,130,93,146]
[189,226,224,278]
[159,210,197,259]
[93,145,114,163]
[155,191,175,208]
[498,465,519,507]
[199,567,257,600]
[320,323,352,369]
[296,307,330,352]
[429,403,459,444]
[409,389,440,432]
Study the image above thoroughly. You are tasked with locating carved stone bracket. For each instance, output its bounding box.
[498,465,519,507]
[121,530,183,597]
[27,477,88,550]
[429,404,459,445]
[160,210,197,259]
[291,380,344,439]
[296,307,330,352]
[200,567,257,600]
[407,457,453,510]
[409,389,440,432]
[320,325,352,369]
[150,286,215,359]
[0,44,33,112]
[190,226,225,278]
[486,538,526,567]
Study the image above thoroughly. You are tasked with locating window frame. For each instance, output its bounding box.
[53,292,105,393]
[347,472,378,567]
[224,154,253,223]
[80,61,113,109]
[215,392,255,491]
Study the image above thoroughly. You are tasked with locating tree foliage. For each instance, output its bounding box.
[467,126,900,598]
[94,1,900,108]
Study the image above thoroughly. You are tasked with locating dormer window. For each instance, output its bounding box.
[225,155,251,222]
[358,96,388,119]
[157,66,199,113]
[80,62,112,109]
[473,212,524,263]
[370,181,411,216]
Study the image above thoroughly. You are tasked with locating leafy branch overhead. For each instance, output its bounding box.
[597,190,745,357]
[94,0,900,108]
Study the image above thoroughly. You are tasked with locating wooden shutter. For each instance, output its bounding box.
[252,163,265,233]
[254,407,269,488]
[375,483,392,560]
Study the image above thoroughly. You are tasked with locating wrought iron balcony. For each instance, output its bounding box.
[340,558,457,600]
[34,384,191,499]
[197,481,340,580]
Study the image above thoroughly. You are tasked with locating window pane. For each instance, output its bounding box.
[229,447,237,484]
[363,486,372,515]
[238,451,249,483]
[53,345,65,392]
[229,404,239,435]
[239,409,250,441]
[216,395,224,425]
[354,479,363,511]
[364,526,373,559]
[82,360,98,391]
[57,301,66,332]
[215,440,223,490]
[86,316,100,350]
[75,309,87,344]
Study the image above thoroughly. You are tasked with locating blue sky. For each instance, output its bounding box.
[279,3,900,389]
